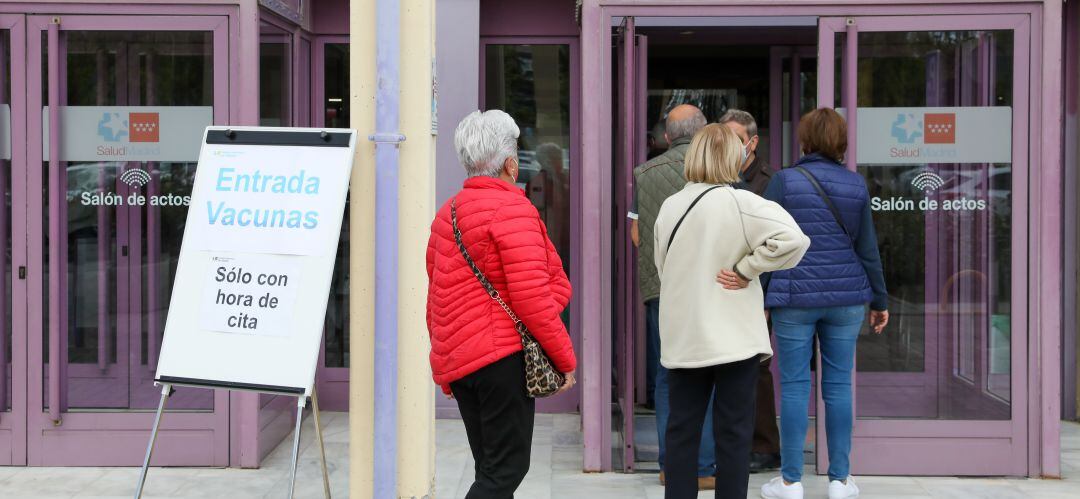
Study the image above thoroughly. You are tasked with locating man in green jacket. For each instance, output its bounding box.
[629,104,715,489]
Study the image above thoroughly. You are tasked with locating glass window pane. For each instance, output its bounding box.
[43,30,214,412]
[849,30,1014,421]
[259,22,292,126]
[323,42,350,369]
[0,29,11,413]
[485,44,573,293]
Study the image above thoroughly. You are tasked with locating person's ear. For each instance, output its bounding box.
[749,135,760,152]
[503,156,518,180]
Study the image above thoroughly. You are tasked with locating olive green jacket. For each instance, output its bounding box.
[633,136,692,302]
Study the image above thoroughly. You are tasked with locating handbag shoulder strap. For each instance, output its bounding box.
[793,166,853,241]
[451,199,522,324]
[666,185,722,252]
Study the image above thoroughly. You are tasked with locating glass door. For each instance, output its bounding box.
[0,14,26,466]
[817,14,1029,475]
[314,36,351,411]
[25,14,230,466]
[479,38,580,416]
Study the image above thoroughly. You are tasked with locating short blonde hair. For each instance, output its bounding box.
[684,123,742,185]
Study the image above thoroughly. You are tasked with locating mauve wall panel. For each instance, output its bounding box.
[312,0,349,35]
[480,0,578,37]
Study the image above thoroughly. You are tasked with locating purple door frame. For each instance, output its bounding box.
[20,12,232,466]
[613,18,644,471]
[469,35,583,416]
[0,13,28,466]
[579,0,1062,477]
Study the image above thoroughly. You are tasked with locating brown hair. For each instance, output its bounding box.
[798,108,848,163]
[684,123,742,185]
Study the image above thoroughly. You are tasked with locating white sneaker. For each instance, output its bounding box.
[827,477,860,499]
[761,477,804,499]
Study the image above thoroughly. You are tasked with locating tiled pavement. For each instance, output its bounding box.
[0,411,1076,498]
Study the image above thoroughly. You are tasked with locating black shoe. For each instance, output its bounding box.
[749,452,782,473]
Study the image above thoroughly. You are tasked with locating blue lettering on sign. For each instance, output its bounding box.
[207,166,324,230]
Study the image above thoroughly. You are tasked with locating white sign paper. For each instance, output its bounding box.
[43,106,212,162]
[839,107,1012,165]
[184,142,352,256]
[200,252,301,337]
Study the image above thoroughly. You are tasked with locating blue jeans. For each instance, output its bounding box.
[646,299,716,477]
[772,305,864,483]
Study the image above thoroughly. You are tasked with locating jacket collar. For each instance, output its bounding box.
[740,155,772,183]
[463,175,524,195]
[793,152,844,168]
[669,135,693,148]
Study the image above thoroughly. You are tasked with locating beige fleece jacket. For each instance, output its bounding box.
[654,183,810,369]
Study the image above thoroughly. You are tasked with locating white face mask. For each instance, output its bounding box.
[742,142,751,164]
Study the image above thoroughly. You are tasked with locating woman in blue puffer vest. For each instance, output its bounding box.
[759,108,889,499]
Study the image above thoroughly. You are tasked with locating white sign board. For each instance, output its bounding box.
[840,107,1012,165]
[43,106,212,162]
[155,126,355,395]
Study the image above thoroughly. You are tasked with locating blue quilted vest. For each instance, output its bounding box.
[765,154,874,309]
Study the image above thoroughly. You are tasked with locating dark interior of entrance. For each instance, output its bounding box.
[613,23,819,472]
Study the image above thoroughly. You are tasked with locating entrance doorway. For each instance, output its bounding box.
[0,12,230,466]
[608,12,1031,476]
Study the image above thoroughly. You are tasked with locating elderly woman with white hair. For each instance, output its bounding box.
[426,110,577,498]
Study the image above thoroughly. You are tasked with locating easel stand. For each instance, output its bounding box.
[134,383,331,499]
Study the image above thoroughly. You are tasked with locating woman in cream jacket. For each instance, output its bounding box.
[654,124,810,499]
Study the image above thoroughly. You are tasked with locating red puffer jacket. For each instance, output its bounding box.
[426,176,575,394]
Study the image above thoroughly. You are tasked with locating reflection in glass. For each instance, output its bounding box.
[324,43,350,128]
[259,22,291,127]
[323,43,351,369]
[0,29,11,413]
[319,42,354,369]
[849,31,1013,420]
[485,44,573,288]
[43,31,213,411]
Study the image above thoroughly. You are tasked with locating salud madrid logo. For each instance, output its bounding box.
[97,112,160,143]
[888,112,958,161]
[891,112,956,145]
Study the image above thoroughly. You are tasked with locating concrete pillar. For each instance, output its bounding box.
[397,0,438,496]
[349,0,377,497]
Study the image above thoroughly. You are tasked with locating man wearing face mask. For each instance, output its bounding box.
[721,109,774,196]
[719,109,781,474]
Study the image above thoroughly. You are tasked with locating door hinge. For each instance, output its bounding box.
[18,266,26,279]
[121,245,129,257]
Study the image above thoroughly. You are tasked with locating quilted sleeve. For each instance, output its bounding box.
[426,229,436,335]
[489,199,577,373]
[540,220,572,310]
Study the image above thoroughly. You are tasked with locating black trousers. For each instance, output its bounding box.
[665,357,760,499]
[450,352,536,499]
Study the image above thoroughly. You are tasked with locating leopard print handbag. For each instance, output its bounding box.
[452,199,565,398]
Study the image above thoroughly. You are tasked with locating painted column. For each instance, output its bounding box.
[579,0,607,472]
[348,0,378,497]
[1037,0,1064,479]
[397,0,437,495]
